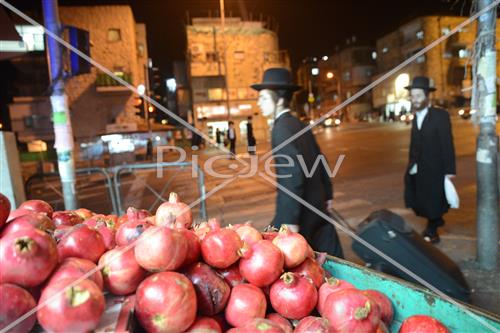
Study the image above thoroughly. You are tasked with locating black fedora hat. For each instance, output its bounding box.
[405,76,436,92]
[251,67,301,92]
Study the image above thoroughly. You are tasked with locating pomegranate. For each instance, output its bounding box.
[200,227,243,269]
[183,262,230,316]
[0,283,36,333]
[322,288,381,333]
[294,316,331,333]
[19,199,53,218]
[0,193,10,228]
[179,228,201,267]
[234,223,262,246]
[363,289,394,325]
[52,211,84,227]
[265,313,293,333]
[48,257,104,290]
[126,206,151,222]
[83,215,116,250]
[1,212,55,237]
[270,272,318,320]
[194,219,219,240]
[272,226,309,268]
[135,272,197,333]
[317,277,356,316]
[37,278,105,333]
[53,225,73,243]
[240,318,287,332]
[99,247,146,295]
[239,240,284,287]
[216,263,246,287]
[398,315,450,333]
[155,192,193,228]
[115,219,151,246]
[57,224,106,263]
[225,283,267,327]
[185,316,222,332]
[134,226,187,272]
[290,256,325,288]
[0,228,58,287]
[377,322,390,333]
[73,208,94,220]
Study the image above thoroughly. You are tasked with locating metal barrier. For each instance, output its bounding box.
[25,167,117,214]
[111,162,207,220]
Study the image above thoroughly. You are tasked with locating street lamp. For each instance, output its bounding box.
[326,72,334,79]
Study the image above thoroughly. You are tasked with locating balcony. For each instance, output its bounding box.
[95,72,132,93]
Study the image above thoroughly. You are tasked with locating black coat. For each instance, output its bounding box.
[246,122,256,146]
[271,113,343,257]
[404,107,456,219]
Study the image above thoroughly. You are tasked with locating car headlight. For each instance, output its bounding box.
[325,118,333,126]
[408,114,414,120]
[334,119,341,125]
[400,115,407,121]
[458,109,465,115]
[309,120,315,125]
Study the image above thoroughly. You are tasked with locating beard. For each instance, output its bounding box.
[411,99,429,112]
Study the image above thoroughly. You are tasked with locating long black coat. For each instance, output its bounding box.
[271,112,343,257]
[404,107,456,220]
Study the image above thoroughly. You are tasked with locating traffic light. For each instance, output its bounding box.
[148,67,167,123]
[134,96,145,118]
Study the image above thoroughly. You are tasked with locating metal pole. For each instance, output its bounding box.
[42,0,78,210]
[474,0,498,270]
[144,64,152,133]
[219,0,231,120]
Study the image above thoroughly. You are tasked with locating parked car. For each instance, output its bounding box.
[458,108,476,119]
[400,113,414,125]
[323,115,342,127]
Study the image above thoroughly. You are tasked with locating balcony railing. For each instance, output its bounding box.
[95,72,132,92]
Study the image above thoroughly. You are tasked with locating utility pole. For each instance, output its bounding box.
[474,0,498,270]
[42,0,77,210]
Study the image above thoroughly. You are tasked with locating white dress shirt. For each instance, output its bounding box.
[409,107,428,175]
[275,108,291,120]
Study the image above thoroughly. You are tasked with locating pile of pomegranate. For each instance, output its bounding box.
[0,192,451,333]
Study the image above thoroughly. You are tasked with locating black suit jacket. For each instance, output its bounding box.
[404,107,456,219]
[271,113,334,234]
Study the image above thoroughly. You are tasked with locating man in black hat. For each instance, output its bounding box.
[404,76,456,243]
[251,67,343,258]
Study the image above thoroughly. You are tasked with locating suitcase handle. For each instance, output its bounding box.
[328,207,357,233]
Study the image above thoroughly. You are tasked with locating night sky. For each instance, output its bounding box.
[6,0,472,76]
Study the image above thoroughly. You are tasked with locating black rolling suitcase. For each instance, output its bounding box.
[330,208,471,303]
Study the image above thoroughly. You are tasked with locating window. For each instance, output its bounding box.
[234,51,245,60]
[137,43,144,57]
[208,88,225,101]
[342,71,351,81]
[371,51,377,60]
[441,27,451,36]
[416,30,424,40]
[107,29,121,42]
[382,47,389,54]
[416,55,426,64]
[458,49,470,58]
[206,52,218,62]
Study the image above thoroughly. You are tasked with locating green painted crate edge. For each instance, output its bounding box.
[322,256,500,333]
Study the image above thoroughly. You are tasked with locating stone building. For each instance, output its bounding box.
[186,17,289,144]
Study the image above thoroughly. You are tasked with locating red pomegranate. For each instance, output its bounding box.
[270,272,318,320]
[317,277,356,316]
[134,226,188,272]
[322,288,381,333]
[1,212,55,237]
[294,316,331,333]
[52,225,73,243]
[83,215,116,250]
[115,219,151,246]
[398,315,450,333]
[0,283,36,333]
[37,278,105,333]
[19,200,53,218]
[290,256,325,288]
[272,226,309,268]
[265,313,293,333]
[0,228,58,287]
[99,247,146,295]
[233,223,262,246]
[52,211,84,227]
[225,283,267,327]
[6,208,33,222]
[200,227,243,269]
[57,224,106,263]
[73,208,94,220]
[48,257,104,290]
[183,262,230,316]
[155,192,193,229]
[0,193,10,228]
[185,316,222,332]
[135,272,197,333]
[239,240,284,287]
[261,230,279,241]
[126,207,151,222]
[194,219,220,240]
[216,263,246,287]
[240,318,287,333]
[179,228,201,267]
[363,289,394,325]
